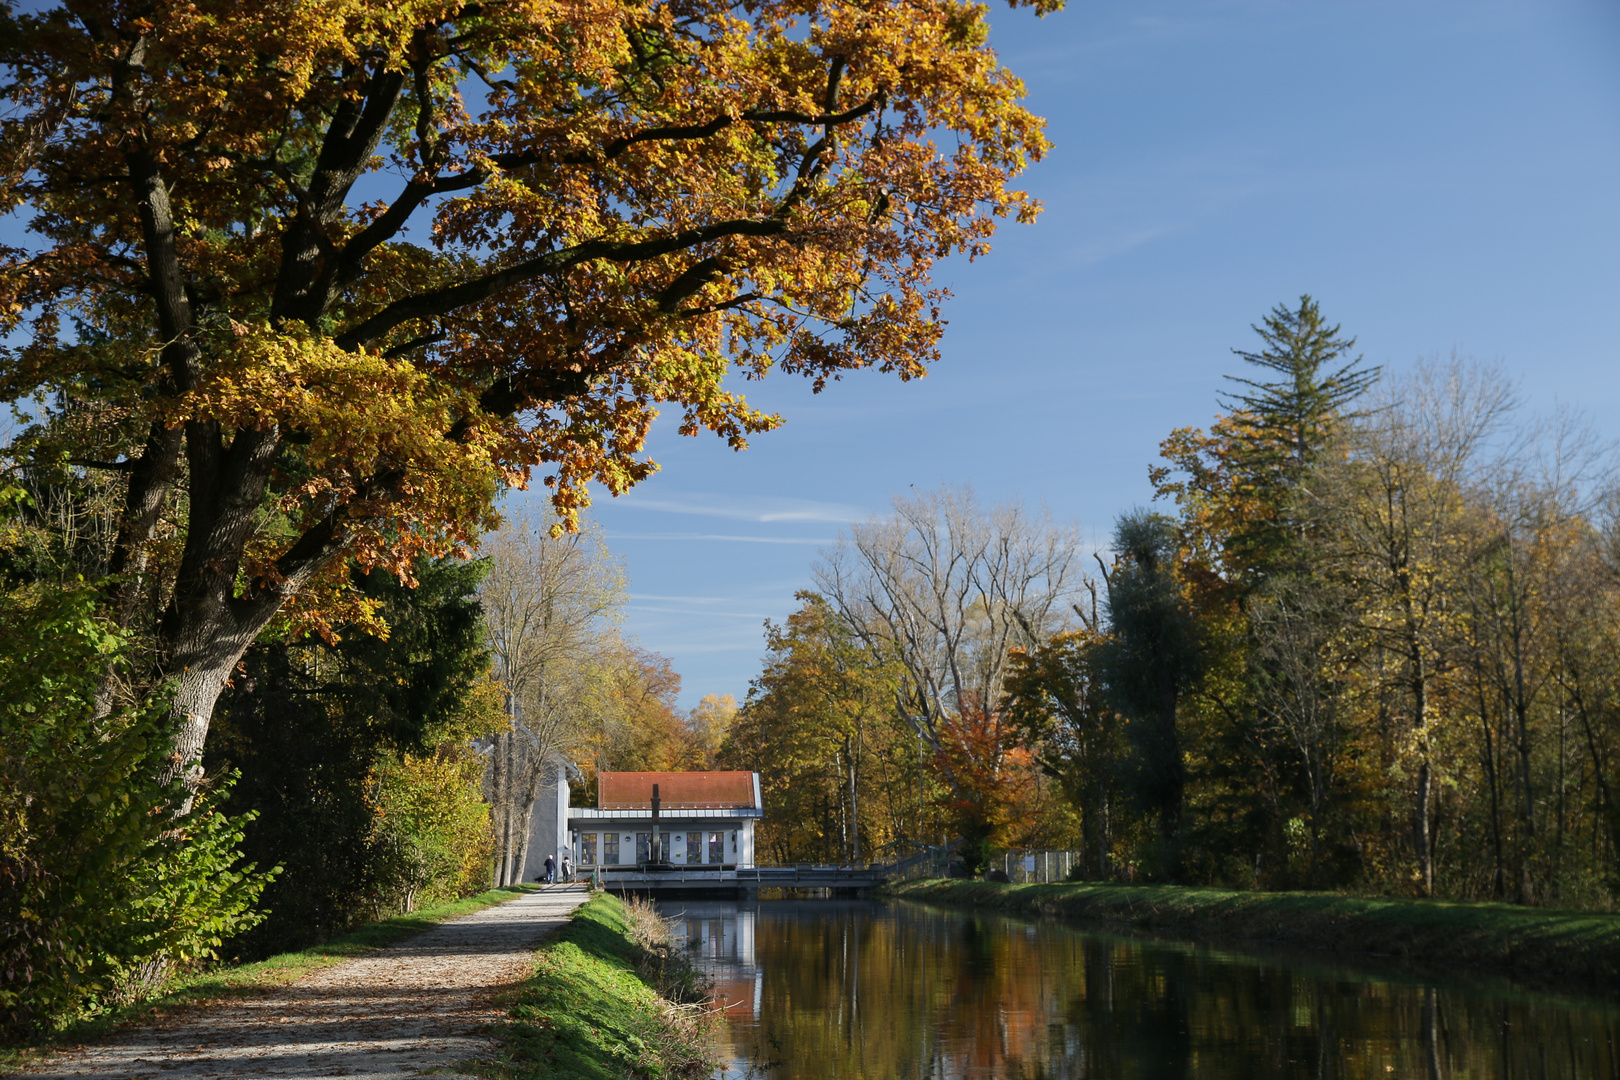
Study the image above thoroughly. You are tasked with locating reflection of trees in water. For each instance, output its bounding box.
[718,903,1620,1080]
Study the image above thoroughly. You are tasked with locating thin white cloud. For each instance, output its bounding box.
[637,641,767,655]
[606,531,836,545]
[627,605,774,619]
[609,490,866,524]
[1067,225,1175,269]
[629,593,741,604]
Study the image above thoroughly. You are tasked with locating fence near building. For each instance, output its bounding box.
[997,848,1082,884]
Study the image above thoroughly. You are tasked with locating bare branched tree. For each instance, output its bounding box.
[814,485,1086,769]
[479,510,625,885]
[1249,575,1350,882]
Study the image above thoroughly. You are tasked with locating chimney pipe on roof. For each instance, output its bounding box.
[650,783,662,864]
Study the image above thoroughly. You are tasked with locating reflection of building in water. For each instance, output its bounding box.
[662,902,763,1021]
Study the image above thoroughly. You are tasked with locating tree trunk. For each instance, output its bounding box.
[846,736,861,863]
[1479,693,1507,900]
[145,417,351,808]
[502,734,521,885]
[492,733,514,886]
[1512,685,1537,906]
[158,577,319,808]
[513,796,536,885]
[1095,779,1112,878]
[512,759,548,884]
[1415,759,1434,897]
[1078,789,1098,881]
[1409,643,1435,897]
[1157,680,1185,854]
[834,750,846,863]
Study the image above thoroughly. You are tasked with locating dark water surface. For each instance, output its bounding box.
[660,898,1619,1080]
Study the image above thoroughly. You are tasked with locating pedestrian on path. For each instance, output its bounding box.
[561,853,573,882]
[543,854,556,884]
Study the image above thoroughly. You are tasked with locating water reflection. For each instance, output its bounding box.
[660,899,1620,1080]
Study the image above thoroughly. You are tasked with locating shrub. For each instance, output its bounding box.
[0,584,271,1038]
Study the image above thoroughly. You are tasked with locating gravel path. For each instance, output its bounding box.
[28,885,591,1080]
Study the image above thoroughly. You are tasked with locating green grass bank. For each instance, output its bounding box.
[890,879,1620,990]
[485,892,714,1080]
[0,884,542,1072]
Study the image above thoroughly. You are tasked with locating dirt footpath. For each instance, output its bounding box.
[29,885,591,1080]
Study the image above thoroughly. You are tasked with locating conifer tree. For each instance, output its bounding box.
[1223,295,1379,482]
[1219,295,1380,577]
[1095,511,1203,875]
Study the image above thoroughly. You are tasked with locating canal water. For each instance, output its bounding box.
[661,898,1619,1079]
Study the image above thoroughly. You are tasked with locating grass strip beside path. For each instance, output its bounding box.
[485,892,713,1080]
[890,879,1620,989]
[1,884,542,1071]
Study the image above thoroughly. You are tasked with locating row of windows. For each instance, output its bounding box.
[576,830,734,865]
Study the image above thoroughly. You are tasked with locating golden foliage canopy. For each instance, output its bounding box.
[0,0,1053,578]
[0,0,1055,753]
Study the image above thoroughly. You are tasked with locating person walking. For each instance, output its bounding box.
[561,853,573,883]
[543,854,556,885]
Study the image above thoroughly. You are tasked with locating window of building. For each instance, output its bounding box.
[637,832,651,863]
[687,833,702,863]
[580,833,597,865]
[603,833,619,865]
[709,831,724,865]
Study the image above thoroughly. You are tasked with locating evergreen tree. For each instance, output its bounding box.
[1095,512,1204,876]
[207,557,496,957]
[1217,295,1380,577]
[1222,295,1379,483]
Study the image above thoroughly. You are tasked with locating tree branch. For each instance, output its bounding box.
[272,62,408,326]
[382,329,448,357]
[323,93,881,304]
[126,103,201,393]
[334,217,788,351]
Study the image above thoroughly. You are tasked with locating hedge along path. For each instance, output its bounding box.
[27,885,591,1080]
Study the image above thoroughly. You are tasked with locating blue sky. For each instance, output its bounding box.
[501,0,1620,710]
[10,3,1610,710]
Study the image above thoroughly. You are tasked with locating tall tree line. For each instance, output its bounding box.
[733,298,1620,904]
[1044,297,1620,901]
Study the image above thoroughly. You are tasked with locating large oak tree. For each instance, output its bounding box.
[0,0,1054,781]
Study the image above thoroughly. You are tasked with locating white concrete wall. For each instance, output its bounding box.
[522,761,572,882]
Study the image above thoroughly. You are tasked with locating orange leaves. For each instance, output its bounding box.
[935,695,1049,847]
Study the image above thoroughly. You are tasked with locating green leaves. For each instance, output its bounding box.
[0,584,272,1036]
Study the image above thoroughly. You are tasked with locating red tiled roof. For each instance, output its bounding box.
[597,771,757,810]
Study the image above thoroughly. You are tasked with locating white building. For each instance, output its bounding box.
[564,770,763,872]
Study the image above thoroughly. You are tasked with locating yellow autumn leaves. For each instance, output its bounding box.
[175,323,508,578]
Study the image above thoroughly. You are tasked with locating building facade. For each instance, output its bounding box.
[566,771,763,872]
[519,759,574,883]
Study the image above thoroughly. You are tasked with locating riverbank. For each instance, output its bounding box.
[889,879,1620,990]
[489,892,715,1080]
